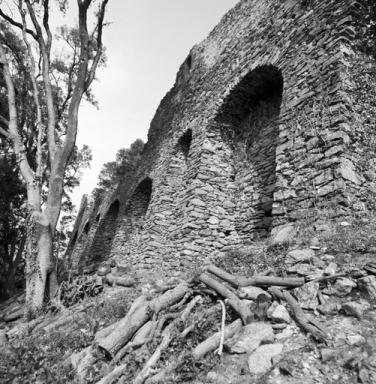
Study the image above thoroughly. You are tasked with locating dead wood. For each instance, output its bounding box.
[310,273,346,283]
[268,287,328,342]
[105,274,136,287]
[204,264,305,288]
[96,363,128,384]
[192,319,242,360]
[114,320,157,362]
[132,295,201,384]
[97,283,189,359]
[199,273,253,324]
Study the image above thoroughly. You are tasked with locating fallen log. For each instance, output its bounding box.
[97,282,189,359]
[268,287,328,342]
[105,274,136,287]
[192,319,242,360]
[199,273,253,324]
[205,264,305,288]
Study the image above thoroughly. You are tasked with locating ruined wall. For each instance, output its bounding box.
[66,0,376,278]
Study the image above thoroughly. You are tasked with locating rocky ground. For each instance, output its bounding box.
[1,220,376,383]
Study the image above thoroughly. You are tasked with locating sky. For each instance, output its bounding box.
[69,0,239,208]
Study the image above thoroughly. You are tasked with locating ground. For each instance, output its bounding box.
[1,216,376,384]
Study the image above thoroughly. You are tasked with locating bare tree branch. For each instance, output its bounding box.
[25,0,56,162]
[85,0,108,90]
[0,7,37,39]
[42,0,52,55]
[18,0,44,177]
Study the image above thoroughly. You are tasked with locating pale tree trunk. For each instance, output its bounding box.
[0,0,109,318]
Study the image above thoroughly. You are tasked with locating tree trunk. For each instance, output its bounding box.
[25,211,53,319]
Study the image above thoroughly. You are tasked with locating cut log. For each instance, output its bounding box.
[97,283,189,359]
[192,319,242,360]
[105,274,136,287]
[268,287,328,342]
[199,273,253,324]
[205,264,305,288]
[115,320,157,362]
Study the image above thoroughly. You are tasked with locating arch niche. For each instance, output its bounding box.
[216,65,283,239]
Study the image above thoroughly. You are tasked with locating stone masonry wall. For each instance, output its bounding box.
[66,0,376,279]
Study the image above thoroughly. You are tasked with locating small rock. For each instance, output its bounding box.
[271,224,296,245]
[324,262,337,276]
[347,334,365,346]
[97,265,111,276]
[206,372,218,382]
[275,327,294,340]
[293,281,319,310]
[270,305,291,324]
[340,221,351,227]
[333,277,357,297]
[267,301,279,319]
[286,249,315,264]
[321,348,338,362]
[341,301,370,318]
[310,237,320,250]
[321,254,335,262]
[358,275,376,300]
[317,302,341,315]
[248,343,283,375]
[227,322,275,354]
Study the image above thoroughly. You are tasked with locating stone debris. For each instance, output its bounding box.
[341,301,370,318]
[358,275,376,301]
[248,343,284,375]
[226,322,275,354]
[293,281,319,310]
[270,305,291,324]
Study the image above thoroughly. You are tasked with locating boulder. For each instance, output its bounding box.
[248,343,283,375]
[238,286,271,301]
[341,301,370,318]
[226,322,274,354]
[324,262,338,276]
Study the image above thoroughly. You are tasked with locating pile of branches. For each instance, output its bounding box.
[59,275,103,307]
[74,264,330,384]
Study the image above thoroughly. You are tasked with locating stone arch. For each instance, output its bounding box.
[88,199,120,263]
[123,178,152,237]
[215,65,283,238]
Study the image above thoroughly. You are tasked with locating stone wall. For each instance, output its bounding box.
[66,0,376,278]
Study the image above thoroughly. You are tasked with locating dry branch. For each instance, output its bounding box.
[205,264,305,288]
[132,295,201,384]
[96,283,189,359]
[199,273,253,324]
[268,287,328,342]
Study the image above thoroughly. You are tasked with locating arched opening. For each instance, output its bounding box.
[216,65,283,238]
[124,178,152,226]
[177,129,192,162]
[89,200,120,263]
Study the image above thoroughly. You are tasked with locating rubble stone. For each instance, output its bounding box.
[248,343,283,375]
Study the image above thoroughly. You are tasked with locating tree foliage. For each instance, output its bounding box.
[94,138,144,197]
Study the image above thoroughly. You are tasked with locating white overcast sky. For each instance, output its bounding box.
[70,0,239,207]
